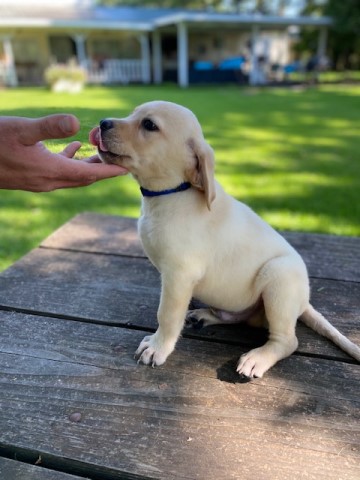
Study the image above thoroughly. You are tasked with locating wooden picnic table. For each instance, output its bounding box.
[0,212,359,480]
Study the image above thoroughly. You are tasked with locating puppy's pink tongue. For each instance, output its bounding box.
[89,126,109,152]
[89,126,100,146]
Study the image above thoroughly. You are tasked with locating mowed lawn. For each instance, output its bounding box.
[0,83,359,271]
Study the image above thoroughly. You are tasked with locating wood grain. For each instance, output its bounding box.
[0,311,359,480]
[0,457,88,480]
[41,213,360,282]
[1,213,359,479]
[0,248,358,360]
[42,213,145,258]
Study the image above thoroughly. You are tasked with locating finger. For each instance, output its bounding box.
[19,114,80,146]
[75,163,129,182]
[85,155,102,164]
[66,157,129,178]
[51,157,128,186]
[61,141,82,158]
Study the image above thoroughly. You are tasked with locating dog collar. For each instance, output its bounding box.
[140,182,191,198]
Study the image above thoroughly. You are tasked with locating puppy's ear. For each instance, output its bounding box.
[187,138,216,210]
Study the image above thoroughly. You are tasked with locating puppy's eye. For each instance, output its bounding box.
[141,118,159,132]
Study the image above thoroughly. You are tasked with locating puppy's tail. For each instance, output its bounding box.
[300,305,360,362]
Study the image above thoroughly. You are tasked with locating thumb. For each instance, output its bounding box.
[19,114,80,145]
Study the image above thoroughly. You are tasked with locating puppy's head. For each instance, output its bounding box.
[89,101,216,209]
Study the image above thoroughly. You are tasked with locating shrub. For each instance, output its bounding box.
[44,61,87,92]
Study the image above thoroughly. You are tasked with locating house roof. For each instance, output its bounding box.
[0,5,333,32]
[153,11,332,29]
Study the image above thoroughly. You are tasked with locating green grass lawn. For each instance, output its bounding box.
[0,83,359,271]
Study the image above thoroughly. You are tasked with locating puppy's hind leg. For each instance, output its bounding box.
[237,257,308,379]
[187,299,265,330]
[186,308,227,330]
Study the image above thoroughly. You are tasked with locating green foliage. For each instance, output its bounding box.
[96,0,298,13]
[97,0,224,8]
[325,0,360,35]
[324,0,360,69]
[0,84,359,271]
[299,0,360,70]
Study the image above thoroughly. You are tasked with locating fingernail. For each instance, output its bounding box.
[59,116,74,134]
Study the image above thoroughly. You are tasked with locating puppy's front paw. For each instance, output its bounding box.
[134,333,174,367]
[236,348,270,379]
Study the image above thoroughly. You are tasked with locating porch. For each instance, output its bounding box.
[0,5,332,88]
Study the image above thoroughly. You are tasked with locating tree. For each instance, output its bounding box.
[324,0,360,69]
[298,0,360,70]
[97,0,224,9]
[97,0,301,14]
[225,0,301,14]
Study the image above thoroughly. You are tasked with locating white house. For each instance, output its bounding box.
[0,0,332,87]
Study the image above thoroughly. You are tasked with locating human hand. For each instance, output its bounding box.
[0,114,128,192]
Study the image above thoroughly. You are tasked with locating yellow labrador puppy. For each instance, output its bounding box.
[89,101,360,379]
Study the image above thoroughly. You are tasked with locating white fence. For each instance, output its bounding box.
[86,59,145,84]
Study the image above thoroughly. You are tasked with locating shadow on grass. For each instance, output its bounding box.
[0,85,359,269]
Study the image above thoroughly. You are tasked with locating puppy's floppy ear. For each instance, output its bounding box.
[187,138,216,210]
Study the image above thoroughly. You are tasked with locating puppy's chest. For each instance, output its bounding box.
[138,216,171,269]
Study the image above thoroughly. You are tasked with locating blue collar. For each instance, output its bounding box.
[140,181,191,198]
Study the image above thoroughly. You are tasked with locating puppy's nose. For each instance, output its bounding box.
[100,119,114,131]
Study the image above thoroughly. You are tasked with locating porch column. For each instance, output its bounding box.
[249,25,259,86]
[3,36,18,87]
[317,27,328,62]
[73,34,87,66]
[177,22,189,88]
[140,33,151,84]
[152,30,162,84]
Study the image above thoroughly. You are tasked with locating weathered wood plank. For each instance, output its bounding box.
[41,213,360,282]
[42,213,144,258]
[282,231,360,282]
[0,312,359,480]
[0,248,358,360]
[0,457,88,480]
[0,247,159,328]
